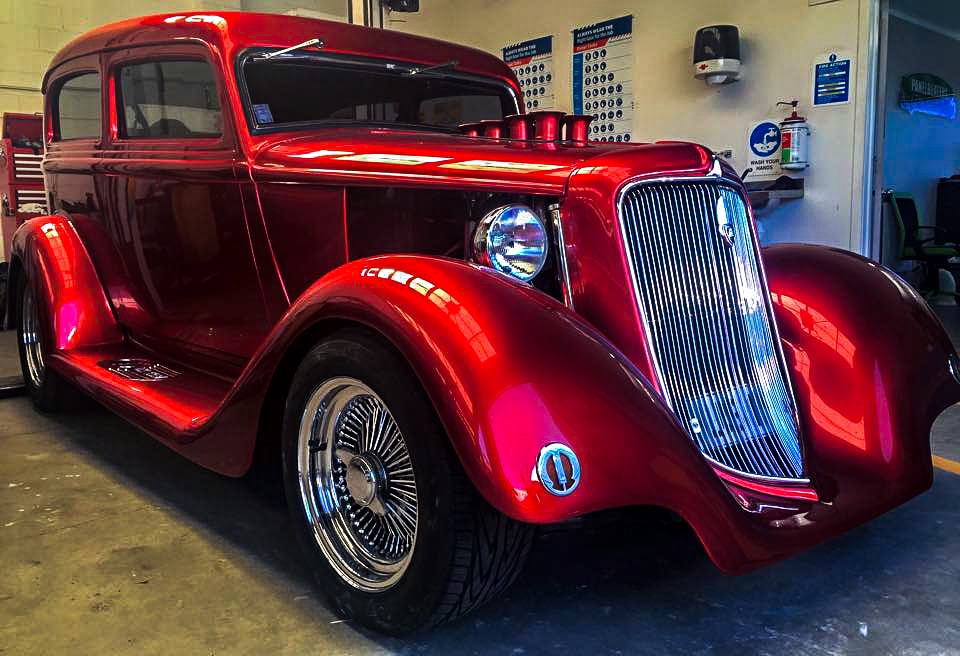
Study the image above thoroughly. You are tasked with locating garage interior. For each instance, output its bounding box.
[1,0,959,653]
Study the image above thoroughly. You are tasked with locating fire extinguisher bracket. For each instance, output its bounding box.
[777,100,810,171]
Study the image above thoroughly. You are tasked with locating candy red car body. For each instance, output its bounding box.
[8,12,958,633]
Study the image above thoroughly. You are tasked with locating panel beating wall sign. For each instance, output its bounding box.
[572,15,634,143]
[503,36,555,111]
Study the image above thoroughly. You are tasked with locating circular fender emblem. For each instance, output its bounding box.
[536,443,581,496]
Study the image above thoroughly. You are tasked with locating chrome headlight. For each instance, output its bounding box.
[473,205,548,282]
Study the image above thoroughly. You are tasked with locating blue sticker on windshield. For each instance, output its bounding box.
[253,103,274,124]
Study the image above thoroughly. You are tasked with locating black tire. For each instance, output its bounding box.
[0,261,9,328]
[281,328,533,634]
[15,272,73,411]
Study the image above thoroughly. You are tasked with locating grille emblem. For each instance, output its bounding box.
[717,196,735,246]
[536,443,581,496]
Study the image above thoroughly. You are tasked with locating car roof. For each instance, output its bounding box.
[43,11,517,93]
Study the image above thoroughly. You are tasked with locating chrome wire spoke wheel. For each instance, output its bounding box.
[297,376,418,591]
[20,283,44,388]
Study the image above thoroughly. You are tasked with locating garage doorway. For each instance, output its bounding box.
[874,0,960,302]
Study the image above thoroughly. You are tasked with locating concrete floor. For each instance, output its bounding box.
[1,318,959,655]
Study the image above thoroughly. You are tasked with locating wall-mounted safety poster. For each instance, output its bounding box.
[572,15,634,143]
[746,120,783,179]
[503,36,555,111]
[812,51,852,106]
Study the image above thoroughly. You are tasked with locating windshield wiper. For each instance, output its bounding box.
[406,60,458,76]
[261,38,325,60]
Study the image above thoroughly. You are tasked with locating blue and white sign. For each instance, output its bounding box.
[746,120,782,179]
[504,36,555,111]
[572,15,634,143]
[813,51,852,106]
[749,122,781,158]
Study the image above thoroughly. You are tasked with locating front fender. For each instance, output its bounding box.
[8,215,121,349]
[765,244,959,504]
[258,251,959,574]
[264,255,730,527]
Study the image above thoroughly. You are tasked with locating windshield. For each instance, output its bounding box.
[241,53,519,132]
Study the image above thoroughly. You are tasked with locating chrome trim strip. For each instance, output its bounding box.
[741,193,805,450]
[615,174,806,482]
[704,453,810,486]
[548,203,575,309]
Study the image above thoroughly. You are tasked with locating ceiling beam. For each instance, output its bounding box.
[889,7,960,42]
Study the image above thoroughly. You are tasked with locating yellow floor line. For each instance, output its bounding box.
[933,455,960,475]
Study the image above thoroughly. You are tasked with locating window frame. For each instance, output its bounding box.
[105,43,234,152]
[234,48,521,136]
[50,70,103,142]
[115,58,224,142]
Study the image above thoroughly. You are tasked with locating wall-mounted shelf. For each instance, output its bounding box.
[745,176,805,214]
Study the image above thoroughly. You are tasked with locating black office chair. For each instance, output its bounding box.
[885,190,960,297]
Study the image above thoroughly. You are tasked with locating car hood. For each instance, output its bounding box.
[250,126,711,195]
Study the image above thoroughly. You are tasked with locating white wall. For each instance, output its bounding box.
[0,0,876,251]
[882,16,960,237]
[394,0,872,251]
[0,1,346,114]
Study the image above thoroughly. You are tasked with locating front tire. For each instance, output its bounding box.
[281,328,533,634]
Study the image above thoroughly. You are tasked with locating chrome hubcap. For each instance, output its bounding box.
[297,377,418,591]
[20,284,44,388]
[344,452,384,511]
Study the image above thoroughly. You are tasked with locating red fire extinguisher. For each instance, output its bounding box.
[777,100,810,171]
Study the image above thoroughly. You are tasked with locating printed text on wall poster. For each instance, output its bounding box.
[572,15,634,143]
[504,36,555,111]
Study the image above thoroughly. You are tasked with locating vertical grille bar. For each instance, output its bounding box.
[618,179,804,481]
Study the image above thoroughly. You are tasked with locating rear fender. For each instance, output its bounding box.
[8,215,121,349]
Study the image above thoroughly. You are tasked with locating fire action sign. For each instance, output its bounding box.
[503,36,555,111]
[812,51,853,106]
[572,15,634,143]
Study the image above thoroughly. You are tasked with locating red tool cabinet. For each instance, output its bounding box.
[0,113,46,262]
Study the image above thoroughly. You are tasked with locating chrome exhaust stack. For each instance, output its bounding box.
[562,114,594,143]
[462,112,595,143]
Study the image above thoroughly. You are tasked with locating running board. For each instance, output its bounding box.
[49,345,231,442]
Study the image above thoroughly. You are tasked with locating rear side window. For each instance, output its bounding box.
[55,73,101,140]
[118,60,222,139]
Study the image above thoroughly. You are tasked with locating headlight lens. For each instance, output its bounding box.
[473,205,548,282]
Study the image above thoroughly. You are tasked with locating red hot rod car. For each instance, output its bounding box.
[9,12,960,633]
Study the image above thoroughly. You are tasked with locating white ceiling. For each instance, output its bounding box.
[890,0,960,41]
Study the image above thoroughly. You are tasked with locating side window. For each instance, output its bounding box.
[118,60,222,139]
[56,73,101,140]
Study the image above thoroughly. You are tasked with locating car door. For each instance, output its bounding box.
[94,44,268,372]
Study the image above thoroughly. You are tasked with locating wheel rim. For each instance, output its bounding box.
[20,283,44,388]
[297,377,419,591]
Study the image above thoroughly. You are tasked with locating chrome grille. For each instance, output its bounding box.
[618,179,804,480]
